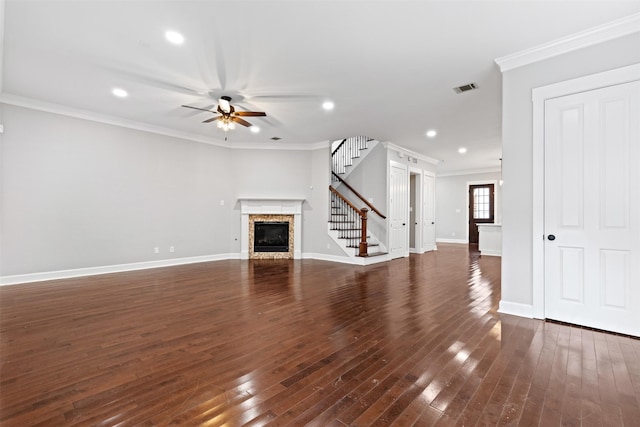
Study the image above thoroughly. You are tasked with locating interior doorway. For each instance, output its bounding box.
[468,184,495,244]
[409,171,422,252]
[409,174,417,250]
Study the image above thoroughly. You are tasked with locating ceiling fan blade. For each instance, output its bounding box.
[182,105,217,113]
[233,111,267,117]
[203,116,221,123]
[230,117,252,127]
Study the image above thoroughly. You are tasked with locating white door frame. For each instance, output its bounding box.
[531,63,640,319]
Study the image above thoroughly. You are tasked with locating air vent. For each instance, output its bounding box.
[271,137,282,141]
[453,83,478,94]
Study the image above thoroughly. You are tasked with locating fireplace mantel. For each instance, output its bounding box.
[238,198,304,259]
[238,198,305,215]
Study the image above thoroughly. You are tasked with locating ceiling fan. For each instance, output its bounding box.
[182,96,266,132]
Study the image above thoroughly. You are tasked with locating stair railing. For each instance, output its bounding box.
[332,172,386,219]
[329,186,369,257]
[331,136,370,176]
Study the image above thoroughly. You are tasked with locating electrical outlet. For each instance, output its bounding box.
[154,247,160,254]
[452,232,456,237]
[169,246,175,253]
[220,200,225,206]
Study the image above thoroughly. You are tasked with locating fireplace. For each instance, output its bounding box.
[239,198,303,260]
[248,215,294,259]
[254,221,289,252]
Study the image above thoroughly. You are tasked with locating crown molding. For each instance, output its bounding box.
[495,12,640,72]
[382,141,440,165]
[0,93,331,151]
[1,93,231,147]
[230,140,330,151]
[437,167,501,177]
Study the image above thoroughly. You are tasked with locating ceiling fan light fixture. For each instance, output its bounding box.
[217,119,235,131]
[426,129,437,138]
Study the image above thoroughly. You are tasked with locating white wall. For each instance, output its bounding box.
[0,105,235,275]
[0,104,348,279]
[500,32,640,309]
[435,171,501,243]
[229,146,341,256]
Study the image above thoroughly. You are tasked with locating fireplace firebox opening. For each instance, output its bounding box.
[254,221,290,253]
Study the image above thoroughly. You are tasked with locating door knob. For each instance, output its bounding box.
[548,234,556,241]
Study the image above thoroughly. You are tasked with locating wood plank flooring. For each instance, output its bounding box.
[1,244,639,426]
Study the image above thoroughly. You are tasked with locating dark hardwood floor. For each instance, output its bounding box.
[1,244,639,426]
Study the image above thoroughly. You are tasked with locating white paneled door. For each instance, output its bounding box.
[544,80,640,336]
[389,161,408,259]
[423,173,436,251]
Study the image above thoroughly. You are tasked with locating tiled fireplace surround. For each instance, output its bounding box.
[239,199,304,260]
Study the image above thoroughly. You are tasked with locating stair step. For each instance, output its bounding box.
[365,251,387,258]
[346,242,378,248]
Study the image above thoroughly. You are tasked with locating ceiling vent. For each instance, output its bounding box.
[271,136,282,141]
[453,83,478,94]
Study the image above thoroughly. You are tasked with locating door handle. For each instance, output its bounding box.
[548,234,556,241]
[402,223,406,226]
[431,222,435,225]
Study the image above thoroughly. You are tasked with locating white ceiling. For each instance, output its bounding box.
[3,1,640,173]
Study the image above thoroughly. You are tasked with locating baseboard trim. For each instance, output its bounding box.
[498,300,534,319]
[1,252,395,285]
[480,251,502,257]
[301,253,389,266]
[0,254,239,286]
[436,238,468,244]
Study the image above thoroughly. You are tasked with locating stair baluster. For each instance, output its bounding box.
[331,136,370,180]
[329,186,369,257]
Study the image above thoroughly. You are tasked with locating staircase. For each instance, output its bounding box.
[331,135,372,180]
[329,188,384,257]
[329,136,387,260]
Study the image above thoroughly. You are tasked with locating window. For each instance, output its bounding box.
[473,187,491,219]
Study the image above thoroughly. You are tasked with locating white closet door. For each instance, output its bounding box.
[389,162,408,259]
[544,80,640,336]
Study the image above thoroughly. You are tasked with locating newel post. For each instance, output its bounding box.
[359,208,369,257]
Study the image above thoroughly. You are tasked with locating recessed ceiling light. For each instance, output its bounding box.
[426,129,437,138]
[322,101,334,111]
[250,126,260,134]
[458,147,467,154]
[165,31,184,45]
[112,88,128,98]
